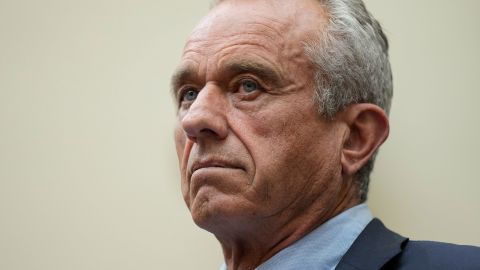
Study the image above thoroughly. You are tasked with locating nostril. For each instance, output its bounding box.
[185,128,220,142]
[200,128,219,138]
[186,134,197,143]
[183,126,224,144]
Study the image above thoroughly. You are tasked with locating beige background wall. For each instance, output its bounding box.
[0,0,479,269]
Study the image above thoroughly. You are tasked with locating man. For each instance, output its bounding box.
[171,0,480,269]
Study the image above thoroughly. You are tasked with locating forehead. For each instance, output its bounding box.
[190,1,292,42]
[172,0,328,91]
[183,0,327,58]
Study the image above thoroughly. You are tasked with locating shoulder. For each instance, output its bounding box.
[336,218,480,270]
[391,240,480,270]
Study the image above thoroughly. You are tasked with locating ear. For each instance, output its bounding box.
[338,104,390,177]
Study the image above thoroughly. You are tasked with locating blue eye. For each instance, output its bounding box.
[241,79,258,93]
[182,88,198,102]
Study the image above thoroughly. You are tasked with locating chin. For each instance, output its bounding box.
[189,188,253,232]
[190,188,229,224]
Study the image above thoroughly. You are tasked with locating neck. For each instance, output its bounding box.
[216,184,360,270]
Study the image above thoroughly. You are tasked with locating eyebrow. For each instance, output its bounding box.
[170,59,282,97]
[223,59,281,85]
[170,65,197,97]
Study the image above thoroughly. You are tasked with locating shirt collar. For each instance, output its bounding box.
[219,203,373,270]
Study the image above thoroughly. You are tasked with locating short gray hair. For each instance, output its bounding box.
[213,0,393,202]
[304,0,392,201]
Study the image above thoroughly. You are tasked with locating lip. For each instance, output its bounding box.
[189,158,243,176]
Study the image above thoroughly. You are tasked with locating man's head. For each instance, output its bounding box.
[172,0,391,239]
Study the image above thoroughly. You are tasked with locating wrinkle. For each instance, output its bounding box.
[243,21,289,40]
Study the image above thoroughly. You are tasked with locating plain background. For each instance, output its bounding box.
[1,0,479,269]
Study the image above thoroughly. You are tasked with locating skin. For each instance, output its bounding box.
[172,0,389,269]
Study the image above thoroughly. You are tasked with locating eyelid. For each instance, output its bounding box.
[177,85,199,103]
[234,75,266,92]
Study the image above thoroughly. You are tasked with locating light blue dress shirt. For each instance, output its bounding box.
[219,204,373,270]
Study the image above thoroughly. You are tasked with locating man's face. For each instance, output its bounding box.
[173,0,346,231]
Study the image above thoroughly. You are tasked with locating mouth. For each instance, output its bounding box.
[189,159,243,176]
[186,158,246,199]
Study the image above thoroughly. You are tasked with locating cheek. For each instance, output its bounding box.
[235,99,316,164]
[174,125,186,162]
[174,124,193,207]
[230,99,339,209]
[228,108,302,194]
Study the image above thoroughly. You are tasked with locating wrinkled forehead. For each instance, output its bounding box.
[185,0,328,50]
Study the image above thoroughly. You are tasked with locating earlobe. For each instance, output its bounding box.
[339,104,389,177]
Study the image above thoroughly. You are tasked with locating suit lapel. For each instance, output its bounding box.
[335,218,408,270]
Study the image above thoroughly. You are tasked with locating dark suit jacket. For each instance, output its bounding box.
[335,218,480,270]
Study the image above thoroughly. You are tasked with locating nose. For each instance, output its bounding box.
[180,85,228,143]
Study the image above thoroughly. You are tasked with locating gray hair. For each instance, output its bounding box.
[213,0,393,202]
[304,0,392,202]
